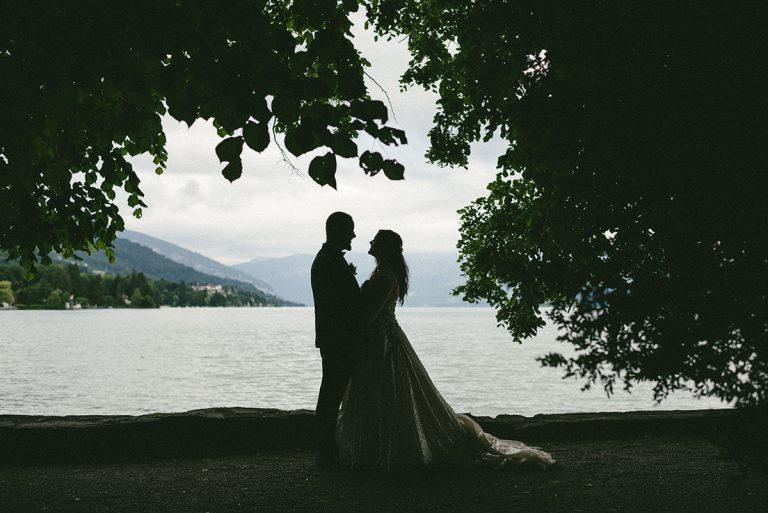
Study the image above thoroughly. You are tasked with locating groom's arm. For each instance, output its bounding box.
[312,254,354,344]
[311,255,335,317]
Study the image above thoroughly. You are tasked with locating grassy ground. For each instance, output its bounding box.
[2,435,766,513]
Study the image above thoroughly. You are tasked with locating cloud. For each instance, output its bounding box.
[180,179,201,198]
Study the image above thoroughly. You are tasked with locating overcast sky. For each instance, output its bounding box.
[122,19,504,266]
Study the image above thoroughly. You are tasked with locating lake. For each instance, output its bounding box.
[0,307,727,416]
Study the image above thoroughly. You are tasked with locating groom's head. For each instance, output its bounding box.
[326,212,355,251]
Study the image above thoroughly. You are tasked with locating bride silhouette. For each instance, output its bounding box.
[336,229,555,471]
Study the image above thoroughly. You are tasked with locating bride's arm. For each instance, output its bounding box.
[360,273,395,328]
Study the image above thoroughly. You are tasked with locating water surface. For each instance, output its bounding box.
[0,308,727,416]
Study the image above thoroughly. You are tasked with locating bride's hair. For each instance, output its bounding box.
[373,229,409,305]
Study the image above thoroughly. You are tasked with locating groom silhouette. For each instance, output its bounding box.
[311,211,361,466]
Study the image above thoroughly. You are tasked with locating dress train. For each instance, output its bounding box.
[336,269,555,471]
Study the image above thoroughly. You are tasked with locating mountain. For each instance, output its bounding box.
[73,238,298,306]
[69,230,479,307]
[234,252,480,307]
[120,230,274,293]
[233,254,316,306]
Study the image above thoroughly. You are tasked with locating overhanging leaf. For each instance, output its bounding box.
[359,150,384,175]
[222,159,243,182]
[167,92,199,126]
[308,152,337,188]
[271,96,301,123]
[330,133,358,158]
[338,65,366,98]
[378,127,408,146]
[215,136,244,163]
[350,99,388,123]
[252,97,273,123]
[243,121,270,152]
[382,159,405,180]
[284,122,327,157]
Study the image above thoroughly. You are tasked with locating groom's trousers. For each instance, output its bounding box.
[316,346,355,460]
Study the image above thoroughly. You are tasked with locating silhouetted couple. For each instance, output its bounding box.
[312,212,555,471]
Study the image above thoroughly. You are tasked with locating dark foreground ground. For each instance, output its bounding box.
[1,408,766,512]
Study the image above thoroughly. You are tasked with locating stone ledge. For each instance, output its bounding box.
[0,408,735,464]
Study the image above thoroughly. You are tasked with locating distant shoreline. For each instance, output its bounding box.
[1,303,299,311]
[1,305,500,311]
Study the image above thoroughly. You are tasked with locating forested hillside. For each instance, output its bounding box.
[0,263,292,309]
[74,238,268,293]
[120,231,274,293]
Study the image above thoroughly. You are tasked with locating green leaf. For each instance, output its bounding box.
[222,160,243,182]
[215,137,244,163]
[271,96,301,124]
[243,121,270,152]
[216,125,232,137]
[338,66,366,98]
[290,50,313,72]
[308,153,337,188]
[284,129,302,157]
[378,127,408,146]
[302,102,337,125]
[359,150,384,175]
[350,99,388,123]
[284,122,327,157]
[167,94,198,126]
[330,133,358,158]
[213,102,243,133]
[252,97,273,123]
[364,121,380,139]
[382,159,405,180]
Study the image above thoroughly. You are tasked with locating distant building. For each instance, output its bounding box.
[191,284,225,295]
[65,294,82,310]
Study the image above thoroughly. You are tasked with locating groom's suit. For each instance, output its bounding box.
[311,242,361,461]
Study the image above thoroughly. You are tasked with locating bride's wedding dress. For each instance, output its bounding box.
[336,269,555,471]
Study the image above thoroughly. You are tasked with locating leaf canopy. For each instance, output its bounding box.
[0,0,406,271]
[368,1,768,406]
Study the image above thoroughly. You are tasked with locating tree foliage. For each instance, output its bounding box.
[0,0,406,273]
[369,1,768,405]
[0,279,13,305]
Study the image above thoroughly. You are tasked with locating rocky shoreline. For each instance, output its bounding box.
[0,407,736,464]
